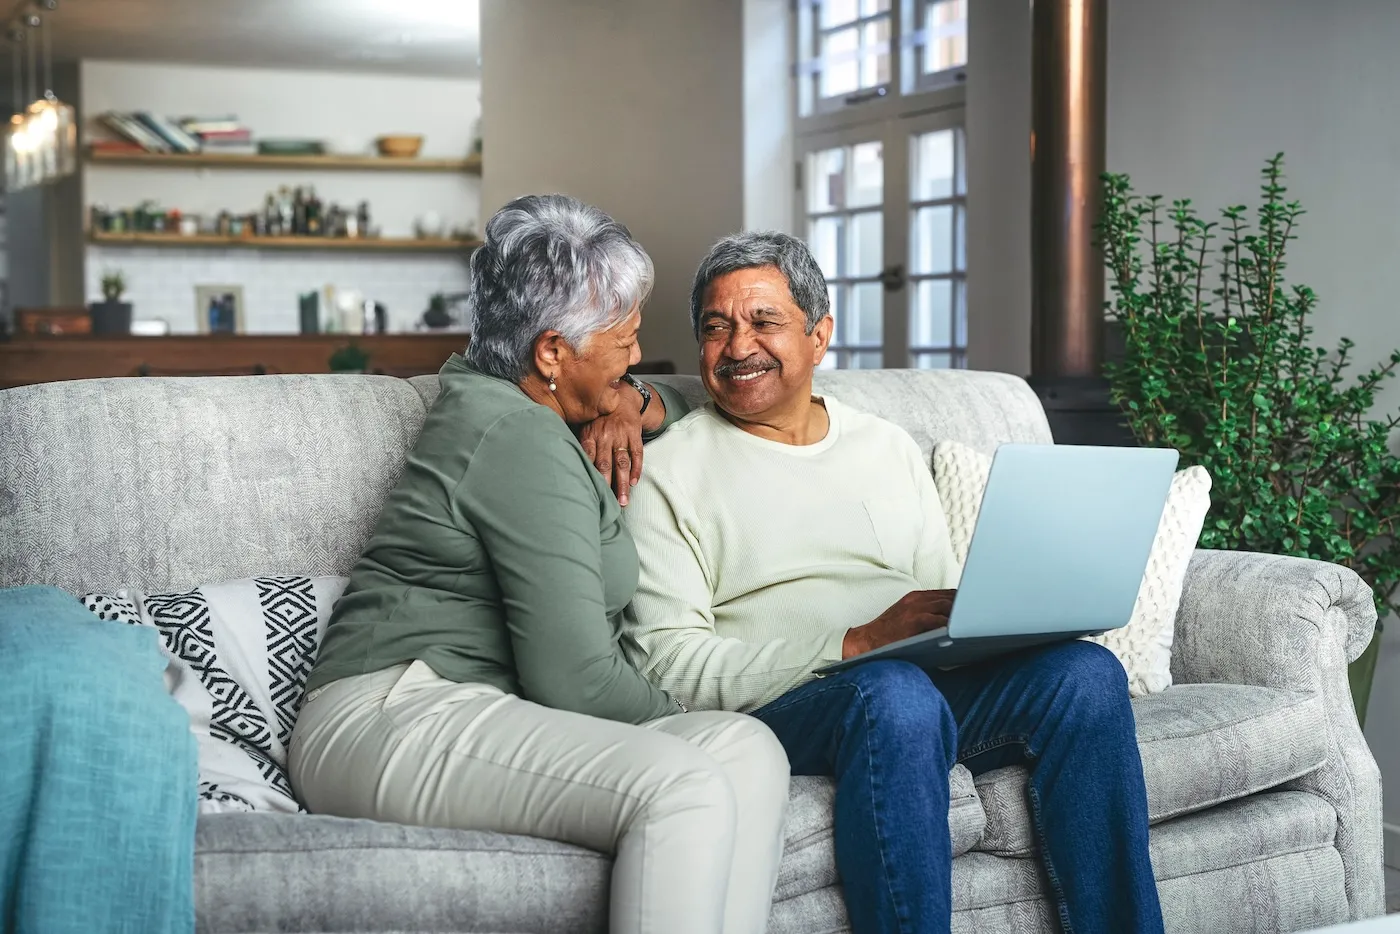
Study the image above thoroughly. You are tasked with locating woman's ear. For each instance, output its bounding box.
[533,331,568,377]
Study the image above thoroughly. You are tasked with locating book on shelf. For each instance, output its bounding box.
[93,111,259,154]
[197,128,252,142]
[133,112,202,153]
[178,115,243,135]
[98,111,170,152]
[199,142,259,155]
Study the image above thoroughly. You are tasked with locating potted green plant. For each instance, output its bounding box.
[89,270,133,334]
[329,342,371,373]
[1098,154,1400,726]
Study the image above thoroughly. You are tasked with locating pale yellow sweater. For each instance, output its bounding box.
[622,397,960,713]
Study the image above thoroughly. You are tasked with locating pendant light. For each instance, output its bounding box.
[6,0,75,192]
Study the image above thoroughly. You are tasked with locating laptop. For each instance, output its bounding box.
[815,443,1179,675]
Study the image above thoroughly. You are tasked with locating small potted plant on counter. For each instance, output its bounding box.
[89,271,133,334]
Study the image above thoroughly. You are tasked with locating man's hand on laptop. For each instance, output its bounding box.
[842,590,957,659]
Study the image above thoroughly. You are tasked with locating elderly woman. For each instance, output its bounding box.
[290,195,789,934]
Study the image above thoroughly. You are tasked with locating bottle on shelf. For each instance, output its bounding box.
[306,186,322,236]
[292,187,307,236]
[264,193,279,237]
[278,186,293,235]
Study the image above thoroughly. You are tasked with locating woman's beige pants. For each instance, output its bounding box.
[290,661,790,934]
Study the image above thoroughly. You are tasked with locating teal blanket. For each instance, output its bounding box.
[0,586,196,934]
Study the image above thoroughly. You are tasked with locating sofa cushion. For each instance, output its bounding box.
[973,683,1327,856]
[195,813,610,934]
[774,765,984,904]
[81,575,348,815]
[924,791,1342,934]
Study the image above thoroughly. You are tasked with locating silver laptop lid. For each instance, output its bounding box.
[947,444,1180,639]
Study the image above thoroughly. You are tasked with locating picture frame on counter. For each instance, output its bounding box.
[195,284,246,334]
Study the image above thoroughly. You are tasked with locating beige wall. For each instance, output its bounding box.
[975,0,1400,863]
[964,0,1031,375]
[481,0,746,373]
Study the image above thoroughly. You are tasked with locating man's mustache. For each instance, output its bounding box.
[713,357,780,378]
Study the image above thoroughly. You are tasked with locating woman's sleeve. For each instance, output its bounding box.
[641,380,694,442]
[457,409,677,724]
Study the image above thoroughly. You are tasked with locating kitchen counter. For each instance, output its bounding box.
[0,332,471,390]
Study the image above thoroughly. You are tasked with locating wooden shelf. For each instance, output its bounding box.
[86,149,482,174]
[88,231,482,253]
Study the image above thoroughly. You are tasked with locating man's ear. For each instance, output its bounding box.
[811,314,834,366]
[533,331,568,377]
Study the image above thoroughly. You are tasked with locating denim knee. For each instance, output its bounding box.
[1047,641,1132,723]
[840,661,956,754]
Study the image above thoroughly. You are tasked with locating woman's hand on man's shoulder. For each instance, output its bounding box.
[578,391,647,506]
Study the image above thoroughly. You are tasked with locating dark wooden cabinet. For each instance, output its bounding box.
[0,333,470,390]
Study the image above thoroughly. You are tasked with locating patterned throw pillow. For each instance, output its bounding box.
[83,576,347,813]
[931,441,1212,696]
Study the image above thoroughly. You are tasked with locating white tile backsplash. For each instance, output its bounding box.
[87,246,471,334]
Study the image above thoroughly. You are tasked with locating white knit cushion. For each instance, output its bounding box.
[931,441,1212,696]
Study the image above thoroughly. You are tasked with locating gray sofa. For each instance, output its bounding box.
[0,367,1384,933]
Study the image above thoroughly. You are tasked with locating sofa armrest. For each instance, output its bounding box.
[1172,549,1377,691]
[1172,548,1383,920]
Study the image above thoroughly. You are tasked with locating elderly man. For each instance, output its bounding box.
[622,231,1165,934]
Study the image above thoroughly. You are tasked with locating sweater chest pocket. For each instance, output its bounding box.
[862,498,921,572]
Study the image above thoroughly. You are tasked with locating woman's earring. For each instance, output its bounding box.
[548,375,557,392]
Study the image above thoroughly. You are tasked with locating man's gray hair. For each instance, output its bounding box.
[465,194,654,381]
[689,231,830,338]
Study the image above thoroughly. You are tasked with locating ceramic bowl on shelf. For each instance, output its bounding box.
[376,135,424,158]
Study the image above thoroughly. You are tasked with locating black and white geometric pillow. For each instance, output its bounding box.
[82,575,347,814]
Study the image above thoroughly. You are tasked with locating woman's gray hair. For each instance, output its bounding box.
[464,194,654,381]
[689,231,830,338]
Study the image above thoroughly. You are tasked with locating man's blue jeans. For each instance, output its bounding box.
[752,641,1164,934]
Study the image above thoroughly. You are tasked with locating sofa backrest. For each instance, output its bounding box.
[0,369,1049,595]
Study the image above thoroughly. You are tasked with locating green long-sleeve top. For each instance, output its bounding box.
[304,353,691,724]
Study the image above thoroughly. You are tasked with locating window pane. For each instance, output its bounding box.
[810,216,845,278]
[848,210,882,277]
[912,205,954,275]
[852,282,883,345]
[915,351,954,369]
[827,282,842,341]
[849,141,883,207]
[954,206,966,272]
[924,0,968,73]
[852,350,884,369]
[821,0,860,28]
[808,147,847,213]
[913,130,956,201]
[955,128,966,195]
[821,28,860,97]
[953,281,967,345]
[861,0,891,14]
[912,279,953,347]
[860,19,891,89]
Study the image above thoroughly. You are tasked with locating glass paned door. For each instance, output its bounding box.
[908,122,967,368]
[798,110,966,370]
[803,138,887,370]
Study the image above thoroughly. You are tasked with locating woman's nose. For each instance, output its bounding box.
[630,342,642,366]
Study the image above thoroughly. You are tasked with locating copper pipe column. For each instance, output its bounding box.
[1030,0,1107,378]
